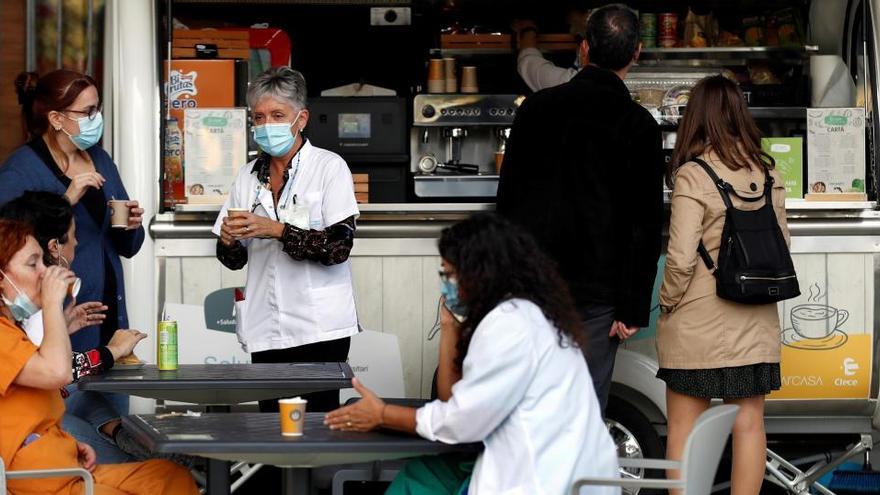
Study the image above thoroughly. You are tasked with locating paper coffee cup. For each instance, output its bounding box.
[226,207,249,218]
[460,66,478,94]
[68,277,81,299]
[108,200,130,229]
[279,397,307,436]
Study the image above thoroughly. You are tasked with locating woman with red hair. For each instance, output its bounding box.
[0,219,197,494]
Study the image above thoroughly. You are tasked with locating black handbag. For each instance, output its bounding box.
[693,158,800,304]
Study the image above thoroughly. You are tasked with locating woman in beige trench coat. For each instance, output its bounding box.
[657,75,791,495]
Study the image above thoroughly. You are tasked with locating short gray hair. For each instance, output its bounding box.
[247,66,307,112]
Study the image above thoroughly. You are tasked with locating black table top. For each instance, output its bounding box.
[122,413,481,466]
[78,362,353,391]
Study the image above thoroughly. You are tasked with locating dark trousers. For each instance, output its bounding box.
[580,304,620,415]
[251,336,351,413]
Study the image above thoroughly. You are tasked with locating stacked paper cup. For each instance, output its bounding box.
[428,59,445,93]
[444,58,457,93]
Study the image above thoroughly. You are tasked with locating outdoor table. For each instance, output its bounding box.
[123,412,482,495]
[79,363,354,492]
[77,363,354,406]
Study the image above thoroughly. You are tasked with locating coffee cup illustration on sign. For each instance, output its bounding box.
[782,283,849,350]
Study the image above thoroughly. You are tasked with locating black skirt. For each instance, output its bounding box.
[656,363,781,399]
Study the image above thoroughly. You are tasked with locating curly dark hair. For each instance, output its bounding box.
[438,213,586,369]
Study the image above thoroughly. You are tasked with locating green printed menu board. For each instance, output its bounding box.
[762,137,803,198]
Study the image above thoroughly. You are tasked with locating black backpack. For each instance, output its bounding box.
[693,158,800,304]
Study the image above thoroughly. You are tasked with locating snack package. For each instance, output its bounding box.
[717,31,745,47]
[773,7,804,47]
[743,16,764,46]
[748,63,780,85]
[684,9,718,47]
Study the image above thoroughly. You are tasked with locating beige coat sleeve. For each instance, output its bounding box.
[659,165,706,308]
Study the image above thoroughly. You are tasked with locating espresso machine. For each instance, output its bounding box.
[411,94,522,199]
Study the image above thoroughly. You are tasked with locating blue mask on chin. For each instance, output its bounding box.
[440,278,467,317]
[0,269,39,322]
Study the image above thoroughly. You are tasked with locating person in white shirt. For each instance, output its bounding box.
[326,213,619,495]
[213,66,360,413]
[513,12,590,92]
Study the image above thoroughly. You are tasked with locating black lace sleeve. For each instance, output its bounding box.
[217,239,248,270]
[280,216,356,266]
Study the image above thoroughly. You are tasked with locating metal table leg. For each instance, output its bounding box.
[205,405,232,495]
[281,467,310,495]
[208,460,232,495]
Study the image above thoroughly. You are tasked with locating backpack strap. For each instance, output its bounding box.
[692,158,734,209]
[697,241,716,272]
[692,157,773,205]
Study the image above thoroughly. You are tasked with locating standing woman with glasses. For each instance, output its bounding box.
[0,70,145,422]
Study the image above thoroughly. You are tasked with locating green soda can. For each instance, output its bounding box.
[157,320,178,370]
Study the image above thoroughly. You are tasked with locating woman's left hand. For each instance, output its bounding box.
[126,200,144,230]
[76,442,97,472]
[324,378,385,432]
[225,212,284,240]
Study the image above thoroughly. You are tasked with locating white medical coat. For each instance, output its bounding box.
[212,141,360,353]
[416,299,620,495]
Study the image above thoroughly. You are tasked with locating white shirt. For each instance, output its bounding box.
[517,47,579,92]
[212,140,360,353]
[22,311,44,345]
[416,299,619,495]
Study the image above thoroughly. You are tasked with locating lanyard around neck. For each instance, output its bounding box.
[249,151,303,213]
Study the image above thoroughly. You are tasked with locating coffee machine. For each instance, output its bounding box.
[411,94,522,199]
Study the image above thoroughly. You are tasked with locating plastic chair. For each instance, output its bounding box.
[0,457,94,495]
[571,404,739,495]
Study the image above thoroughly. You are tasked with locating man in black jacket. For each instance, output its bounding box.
[497,4,663,413]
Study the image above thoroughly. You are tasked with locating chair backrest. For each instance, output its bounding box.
[680,404,739,495]
[339,330,405,403]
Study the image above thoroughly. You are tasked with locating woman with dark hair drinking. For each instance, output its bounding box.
[325,213,618,495]
[657,75,790,494]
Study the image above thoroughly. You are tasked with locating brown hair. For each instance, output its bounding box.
[667,75,774,187]
[14,69,98,139]
[0,220,34,277]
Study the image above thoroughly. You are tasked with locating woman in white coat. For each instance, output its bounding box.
[213,67,359,413]
[326,213,619,495]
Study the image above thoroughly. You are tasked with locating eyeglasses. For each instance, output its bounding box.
[438,269,455,283]
[64,105,102,121]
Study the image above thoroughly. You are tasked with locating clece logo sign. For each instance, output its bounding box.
[842,357,860,377]
[166,70,199,109]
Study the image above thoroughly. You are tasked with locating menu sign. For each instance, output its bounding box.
[183,108,247,203]
[761,137,803,199]
[806,108,866,195]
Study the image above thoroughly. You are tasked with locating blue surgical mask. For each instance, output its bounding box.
[254,111,302,157]
[63,112,104,151]
[440,278,467,317]
[0,269,39,322]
